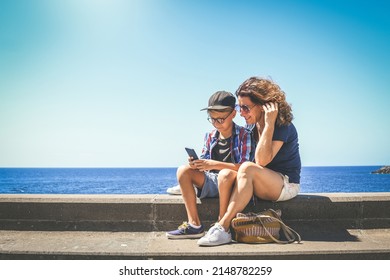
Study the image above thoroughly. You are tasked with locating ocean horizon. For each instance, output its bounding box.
[0,166,389,195]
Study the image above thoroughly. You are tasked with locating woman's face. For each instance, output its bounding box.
[237,96,262,124]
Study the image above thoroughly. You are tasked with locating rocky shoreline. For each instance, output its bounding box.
[372,166,390,174]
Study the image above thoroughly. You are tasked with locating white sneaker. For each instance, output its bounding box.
[197,223,232,246]
[166,185,181,195]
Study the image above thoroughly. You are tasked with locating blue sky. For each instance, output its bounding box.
[0,0,389,167]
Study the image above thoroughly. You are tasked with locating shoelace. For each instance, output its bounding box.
[205,223,225,237]
[178,222,189,230]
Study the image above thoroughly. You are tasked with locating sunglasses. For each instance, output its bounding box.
[236,104,257,113]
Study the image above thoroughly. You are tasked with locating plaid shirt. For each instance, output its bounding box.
[200,122,254,164]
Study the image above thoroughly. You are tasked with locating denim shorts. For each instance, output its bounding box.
[276,174,300,202]
[195,171,219,199]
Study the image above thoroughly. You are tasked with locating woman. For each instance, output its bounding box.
[197,77,301,246]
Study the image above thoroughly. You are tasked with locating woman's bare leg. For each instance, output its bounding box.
[218,162,284,230]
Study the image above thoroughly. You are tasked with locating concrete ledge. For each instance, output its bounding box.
[1,193,389,231]
[1,193,390,259]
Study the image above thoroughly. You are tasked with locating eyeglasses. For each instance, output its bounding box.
[207,110,234,124]
[236,104,257,113]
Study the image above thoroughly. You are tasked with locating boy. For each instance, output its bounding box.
[166,91,254,239]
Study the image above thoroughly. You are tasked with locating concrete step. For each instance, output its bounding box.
[1,193,390,231]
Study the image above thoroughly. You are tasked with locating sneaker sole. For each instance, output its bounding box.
[167,186,198,195]
[166,190,181,195]
[197,239,232,246]
[166,232,205,239]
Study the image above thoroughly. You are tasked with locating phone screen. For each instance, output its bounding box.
[185,147,199,160]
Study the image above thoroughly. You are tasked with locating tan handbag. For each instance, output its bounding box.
[231,209,301,244]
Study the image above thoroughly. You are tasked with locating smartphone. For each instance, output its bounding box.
[185,147,199,160]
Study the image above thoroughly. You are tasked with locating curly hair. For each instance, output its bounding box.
[235,77,293,126]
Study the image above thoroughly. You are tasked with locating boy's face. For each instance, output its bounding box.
[208,109,236,129]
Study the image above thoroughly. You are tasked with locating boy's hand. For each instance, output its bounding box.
[192,159,214,172]
[188,157,199,170]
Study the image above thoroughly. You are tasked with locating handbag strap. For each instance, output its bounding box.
[256,211,302,244]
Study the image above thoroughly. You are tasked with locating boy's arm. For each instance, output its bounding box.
[192,159,241,172]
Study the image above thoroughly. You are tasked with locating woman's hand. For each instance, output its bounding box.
[262,102,278,127]
[254,102,279,166]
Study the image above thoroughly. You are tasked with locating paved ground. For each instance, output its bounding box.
[1,228,389,259]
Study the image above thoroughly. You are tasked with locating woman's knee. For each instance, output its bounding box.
[237,162,261,178]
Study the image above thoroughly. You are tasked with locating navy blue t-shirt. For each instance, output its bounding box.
[266,123,301,183]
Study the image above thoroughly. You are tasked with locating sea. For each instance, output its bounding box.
[0,166,389,194]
